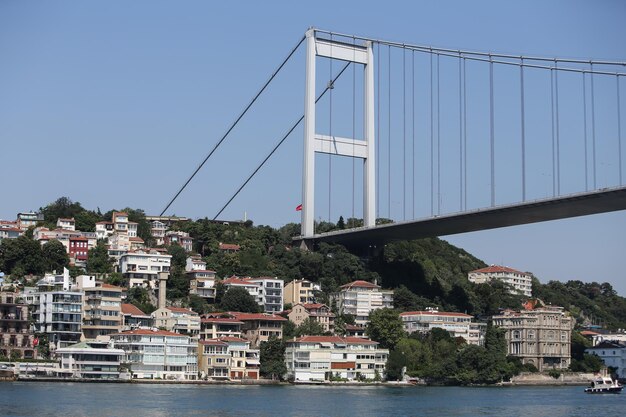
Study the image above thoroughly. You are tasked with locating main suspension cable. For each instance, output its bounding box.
[212,62,352,221]
[160,35,306,216]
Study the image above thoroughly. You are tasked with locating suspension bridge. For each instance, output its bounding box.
[160,28,626,250]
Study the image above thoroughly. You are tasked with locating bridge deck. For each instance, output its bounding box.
[296,186,626,248]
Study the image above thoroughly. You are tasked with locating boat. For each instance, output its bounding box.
[584,376,623,394]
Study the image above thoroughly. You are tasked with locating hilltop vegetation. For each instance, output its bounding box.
[2,197,625,331]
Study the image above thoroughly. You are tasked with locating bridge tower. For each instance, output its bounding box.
[301,29,376,239]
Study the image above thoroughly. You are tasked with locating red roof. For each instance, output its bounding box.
[201,318,244,324]
[400,311,472,318]
[340,280,380,289]
[167,307,198,315]
[121,303,148,316]
[580,330,600,336]
[293,336,378,345]
[302,303,327,310]
[222,277,255,286]
[470,265,525,275]
[230,312,287,322]
[115,329,184,337]
[219,336,248,343]
[129,237,144,242]
[101,283,123,290]
[219,243,240,251]
[199,339,228,346]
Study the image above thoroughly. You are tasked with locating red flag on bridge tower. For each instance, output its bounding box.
[295,204,302,211]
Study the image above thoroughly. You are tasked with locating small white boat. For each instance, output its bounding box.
[584,376,623,394]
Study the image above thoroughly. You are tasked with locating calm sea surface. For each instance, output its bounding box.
[0,382,624,417]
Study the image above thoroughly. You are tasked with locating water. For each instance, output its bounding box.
[0,382,624,417]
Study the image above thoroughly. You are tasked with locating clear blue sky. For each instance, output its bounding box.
[1,1,625,294]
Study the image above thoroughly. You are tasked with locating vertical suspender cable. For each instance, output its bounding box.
[458,53,463,211]
[555,60,561,195]
[352,36,356,220]
[403,46,407,220]
[377,42,381,217]
[550,68,556,197]
[430,50,434,216]
[463,57,467,211]
[437,53,441,214]
[591,63,597,189]
[583,72,588,191]
[489,56,495,206]
[384,46,391,219]
[412,50,416,219]
[617,75,623,185]
[520,58,526,201]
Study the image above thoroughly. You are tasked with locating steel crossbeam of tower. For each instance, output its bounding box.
[301,29,376,239]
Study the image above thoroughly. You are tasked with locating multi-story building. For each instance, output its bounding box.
[56,218,76,231]
[185,257,216,301]
[586,341,626,380]
[151,307,200,337]
[285,336,388,382]
[17,211,44,230]
[111,329,197,380]
[119,249,171,289]
[164,231,193,252]
[69,236,89,266]
[200,314,244,341]
[0,227,22,241]
[334,280,394,326]
[80,283,123,339]
[112,212,129,235]
[222,276,284,313]
[400,308,487,346]
[288,303,335,333]
[55,340,125,379]
[284,279,321,305]
[26,289,83,350]
[0,291,37,359]
[492,304,574,371]
[229,312,287,347]
[95,221,114,240]
[121,303,152,330]
[468,265,533,297]
[198,336,260,380]
[145,216,190,247]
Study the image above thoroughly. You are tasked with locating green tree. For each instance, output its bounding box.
[0,235,46,275]
[220,287,260,313]
[86,240,113,274]
[126,287,156,314]
[260,336,287,380]
[188,295,211,314]
[42,239,69,273]
[294,318,327,337]
[366,308,406,350]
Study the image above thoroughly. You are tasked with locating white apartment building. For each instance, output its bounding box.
[24,289,83,350]
[185,256,216,301]
[586,341,626,379]
[56,340,125,379]
[285,336,388,382]
[400,308,487,346]
[468,265,533,297]
[222,276,284,313]
[284,279,321,305]
[119,249,171,288]
[151,307,201,337]
[334,280,394,326]
[111,329,197,380]
[95,221,114,240]
[56,218,76,231]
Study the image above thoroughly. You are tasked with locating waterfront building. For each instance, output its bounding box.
[121,303,152,330]
[200,314,243,341]
[80,283,123,339]
[198,336,260,380]
[334,280,394,326]
[111,329,197,380]
[229,312,287,347]
[0,291,36,359]
[151,307,200,337]
[468,265,533,298]
[492,303,574,371]
[586,341,626,379]
[284,279,320,305]
[285,336,388,382]
[288,303,335,333]
[25,289,83,350]
[400,308,487,346]
[55,340,125,379]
